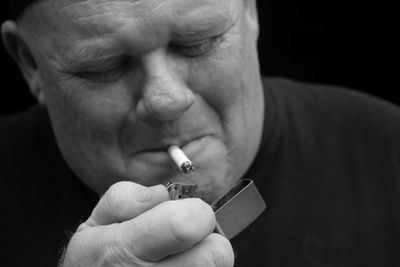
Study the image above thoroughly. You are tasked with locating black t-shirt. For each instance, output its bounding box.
[1,78,399,266]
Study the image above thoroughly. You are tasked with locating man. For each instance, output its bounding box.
[1,0,399,266]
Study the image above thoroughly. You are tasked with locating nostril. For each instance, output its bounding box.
[136,82,194,122]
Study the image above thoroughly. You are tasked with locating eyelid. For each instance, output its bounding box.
[61,52,128,72]
[73,59,126,73]
[74,60,129,83]
[170,35,223,57]
[172,34,221,46]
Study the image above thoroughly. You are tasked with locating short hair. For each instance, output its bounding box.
[8,0,42,18]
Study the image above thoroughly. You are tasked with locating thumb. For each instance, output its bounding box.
[79,181,169,230]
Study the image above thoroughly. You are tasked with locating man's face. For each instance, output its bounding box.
[21,0,264,202]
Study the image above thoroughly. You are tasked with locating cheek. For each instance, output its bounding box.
[41,69,132,147]
[189,57,242,113]
[185,31,262,176]
[187,36,251,131]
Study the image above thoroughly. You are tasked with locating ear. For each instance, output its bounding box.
[1,20,45,105]
[244,0,259,34]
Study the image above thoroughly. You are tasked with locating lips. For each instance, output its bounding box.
[120,100,222,158]
[124,128,210,157]
[124,135,214,177]
[123,134,221,190]
[139,134,208,153]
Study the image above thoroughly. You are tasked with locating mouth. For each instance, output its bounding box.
[124,134,228,198]
[136,134,209,155]
[125,135,214,182]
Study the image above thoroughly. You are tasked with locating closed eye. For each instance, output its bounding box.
[74,60,129,84]
[170,35,222,57]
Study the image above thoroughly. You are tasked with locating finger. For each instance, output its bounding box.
[80,181,169,230]
[63,224,120,266]
[159,233,235,267]
[119,198,216,262]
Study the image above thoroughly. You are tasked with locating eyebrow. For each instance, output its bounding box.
[171,10,239,41]
[58,43,126,70]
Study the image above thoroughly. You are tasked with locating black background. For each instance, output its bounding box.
[0,0,397,115]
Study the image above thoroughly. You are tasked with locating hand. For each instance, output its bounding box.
[60,181,234,266]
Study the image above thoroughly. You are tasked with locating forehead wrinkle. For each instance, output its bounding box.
[60,1,139,34]
[179,0,238,31]
[58,0,141,14]
[54,0,173,37]
[172,7,240,38]
[48,36,124,68]
[58,0,175,22]
[59,0,237,26]
[30,0,242,55]
[62,45,122,63]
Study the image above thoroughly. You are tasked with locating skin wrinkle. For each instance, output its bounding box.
[171,3,239,41]
[0,2,268,265]
[213,17,251,188]
[45,1,239,70]
[60,46,125,70]
[60,0,236,39]
[148,0,171,18]
[118,47,194,164]
[14,0,263,203]
[58,0,142,19]
[173,46,237,196]
[51,58,129,182]
[118,75,143,170]
[60,1,164,35]
[173,16,238,42]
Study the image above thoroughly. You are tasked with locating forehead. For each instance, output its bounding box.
[35,0,239,37]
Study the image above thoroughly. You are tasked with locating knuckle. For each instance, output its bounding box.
[151,184,170,202]
[166,206,194,243]
[108,181,132,192]
[105,181,133,219]
[100,237,147,266]
[64,228,141,267]
[206,234,235,267]
[166,199,215,243]
[106,181,132,203]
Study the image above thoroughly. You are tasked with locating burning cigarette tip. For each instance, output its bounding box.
[181,161,195,174]
[168,145,195,174]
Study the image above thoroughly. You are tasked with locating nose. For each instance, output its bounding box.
[136,51,194,122]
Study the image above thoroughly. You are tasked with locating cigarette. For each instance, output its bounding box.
[168,145,194,174]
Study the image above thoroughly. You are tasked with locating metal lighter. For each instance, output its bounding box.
[166,179,266,240]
